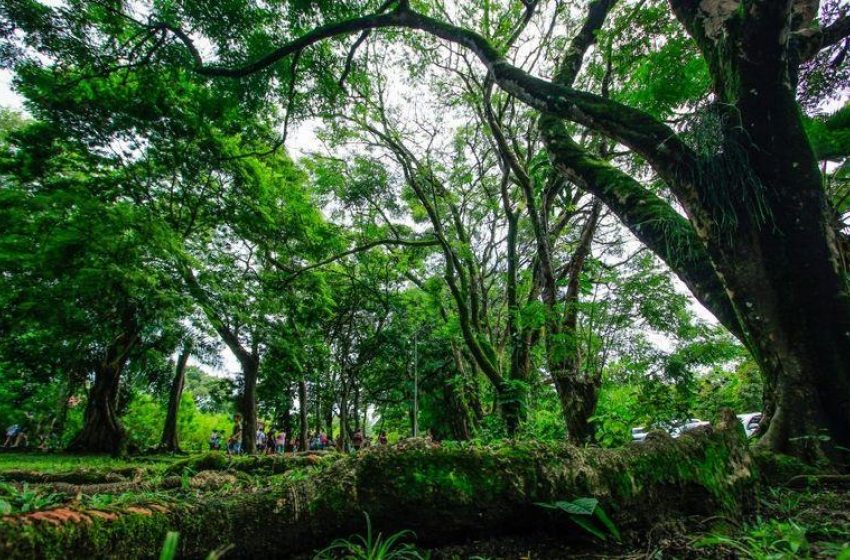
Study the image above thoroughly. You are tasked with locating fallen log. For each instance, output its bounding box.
[0,411,755,559]
[162,451,333,476]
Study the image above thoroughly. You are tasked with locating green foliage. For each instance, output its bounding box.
[536,498,621,543]
[697,520,809,560]
[121,392,231,452]
[314,513,429,560]
[158,532,179,560]
[0,482,65,514]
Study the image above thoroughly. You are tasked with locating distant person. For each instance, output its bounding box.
[256,423,267,452]
[320,432,329,449]
[3,424,20,447]
[352,428,364,450]
[13,413,33,448]
[275,431,286,454]
[229,414,243,455]
[209,430,222,451]
[310,432,321,450]
[265,427,276,455]
[378,430,388,445]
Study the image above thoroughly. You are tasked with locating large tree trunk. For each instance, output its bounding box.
[441,368,474,440]
[67,326,138,454]
[667,0,850,463]
[159,341,192,452]
[239,359,259,454]
[1,414,754,559]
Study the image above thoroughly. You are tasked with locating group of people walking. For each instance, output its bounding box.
[210,414,390,455]
[3,413,56,450]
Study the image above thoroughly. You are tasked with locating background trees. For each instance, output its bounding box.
[2,0,847,462]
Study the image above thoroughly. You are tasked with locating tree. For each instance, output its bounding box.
[88,0,849,461]
[159,339,193,452]
[5,0,850,460]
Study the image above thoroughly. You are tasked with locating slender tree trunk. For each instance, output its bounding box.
[324,401,334,441]
[548,201,602,443]
[352,385,360,432]
[282,401,294,446]
[68,325,138,453]
[314,379,322,433]
[298,378,308,451]
[239,359,259,454]
[160,341,193,452]
[339,381,350,450]
[53,374,76,443]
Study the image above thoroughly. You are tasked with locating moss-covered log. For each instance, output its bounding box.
[162,451,333,476]
[0,415,755,559]
[0,467,144,485]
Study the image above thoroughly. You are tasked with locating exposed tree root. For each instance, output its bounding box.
[0,467,144,486]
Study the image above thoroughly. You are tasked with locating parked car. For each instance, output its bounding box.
[737,412,762,438]
[674,418,710,437]
[631,427,648,442]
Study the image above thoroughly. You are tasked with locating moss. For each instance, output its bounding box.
[751,450,820,486]
[163,452,336,477]
[0,424,756,559]
[0,466,145,485]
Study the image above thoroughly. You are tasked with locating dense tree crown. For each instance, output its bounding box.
[0,0,848,465]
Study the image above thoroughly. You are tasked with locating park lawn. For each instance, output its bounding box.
[0,452,181,476]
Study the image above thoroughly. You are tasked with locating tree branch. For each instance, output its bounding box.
[156,2,696,183]
[271,238,440,285]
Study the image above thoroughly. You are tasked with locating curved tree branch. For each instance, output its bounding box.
[155,3,696,183]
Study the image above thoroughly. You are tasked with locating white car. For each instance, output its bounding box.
[737,412,762,438]
[631,427,648,442]
[672,418,710,437]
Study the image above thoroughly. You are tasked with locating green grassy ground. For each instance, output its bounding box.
[0,452,180,475]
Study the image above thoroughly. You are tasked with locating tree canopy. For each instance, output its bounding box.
[0,0,848,466]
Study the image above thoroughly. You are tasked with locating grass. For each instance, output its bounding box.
[0,452,180,475]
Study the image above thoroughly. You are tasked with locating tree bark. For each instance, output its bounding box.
[548,201,602,443]
[159,341,193,452]
[67,322,138,454]
[667,0,850,463]
[239,358,259,454]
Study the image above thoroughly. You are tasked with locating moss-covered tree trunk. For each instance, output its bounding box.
[535,0,850,462]
[0,413,754,559]
[666,0,850,463]
[159,341,192,452]
[67,326,138,454]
